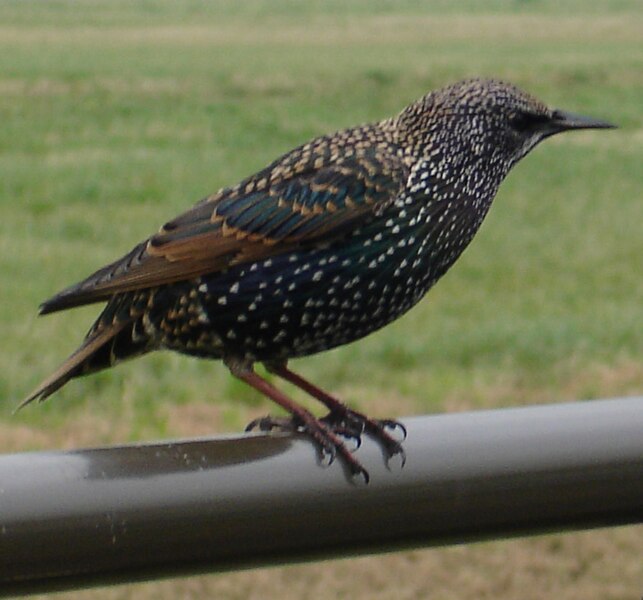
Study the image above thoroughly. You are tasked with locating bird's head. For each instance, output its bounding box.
[398,78,615,184]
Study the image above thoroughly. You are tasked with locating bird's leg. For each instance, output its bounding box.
[225,358,369,483]
[265,362,406,467]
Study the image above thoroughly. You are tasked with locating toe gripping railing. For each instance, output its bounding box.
[0,397,642,596]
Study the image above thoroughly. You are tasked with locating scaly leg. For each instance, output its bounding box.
[226,358,369,482]
[265,361,406,467]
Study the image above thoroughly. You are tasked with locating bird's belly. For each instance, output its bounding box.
[155,244,435,362]
[156,200,478,363]
[174,277,426,362]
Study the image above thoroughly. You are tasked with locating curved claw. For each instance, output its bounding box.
[346,432,362,451]
[349,464,370,485]
[335,428,362,452]
[316,440,337,467]
[385,444,407,470]
[378,419,408,441]
[320,420,363,447]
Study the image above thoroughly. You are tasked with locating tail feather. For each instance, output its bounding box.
[38,242,150,315]
[18,319,132,411]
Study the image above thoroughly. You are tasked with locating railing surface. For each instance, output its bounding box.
[1,397,642,596]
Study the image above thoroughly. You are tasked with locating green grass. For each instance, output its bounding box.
[0,1,642,596]
[2,0,641,428]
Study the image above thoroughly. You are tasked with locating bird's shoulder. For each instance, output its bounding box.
[216,121,409,214]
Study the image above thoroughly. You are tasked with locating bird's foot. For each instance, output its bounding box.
[321,408,407,469]
[246,414,369,483]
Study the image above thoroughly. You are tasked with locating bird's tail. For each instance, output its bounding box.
[18,300,151,410]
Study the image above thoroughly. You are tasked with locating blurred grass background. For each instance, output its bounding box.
[1,1,641,598]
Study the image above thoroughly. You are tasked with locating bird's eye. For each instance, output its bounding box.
[509,112,548,133]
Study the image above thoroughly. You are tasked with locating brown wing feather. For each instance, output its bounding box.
[40,139,407,314]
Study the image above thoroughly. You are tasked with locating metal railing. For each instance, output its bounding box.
[1,397,642,596]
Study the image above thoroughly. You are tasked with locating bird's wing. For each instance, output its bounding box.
[40,144,407,314]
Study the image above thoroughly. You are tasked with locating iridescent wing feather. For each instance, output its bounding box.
[40,142,407,314]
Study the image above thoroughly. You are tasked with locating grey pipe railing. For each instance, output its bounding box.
[1,397,642,596]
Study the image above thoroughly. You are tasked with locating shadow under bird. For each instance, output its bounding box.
[22,79,614,482]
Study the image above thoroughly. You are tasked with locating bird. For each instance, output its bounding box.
[22,78,614,482]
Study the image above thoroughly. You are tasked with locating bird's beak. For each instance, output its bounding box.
[547,109,617,135]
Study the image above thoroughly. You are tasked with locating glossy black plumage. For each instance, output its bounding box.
[24,79,614,481]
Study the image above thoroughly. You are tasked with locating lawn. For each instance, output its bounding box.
[0,1,641,598]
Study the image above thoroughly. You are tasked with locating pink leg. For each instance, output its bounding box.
[265,362,406,465]
[228,361,370,482]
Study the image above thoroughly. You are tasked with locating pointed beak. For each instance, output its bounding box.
[548,109,617,134]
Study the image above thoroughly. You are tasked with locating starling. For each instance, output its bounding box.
[22,79,614,481]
